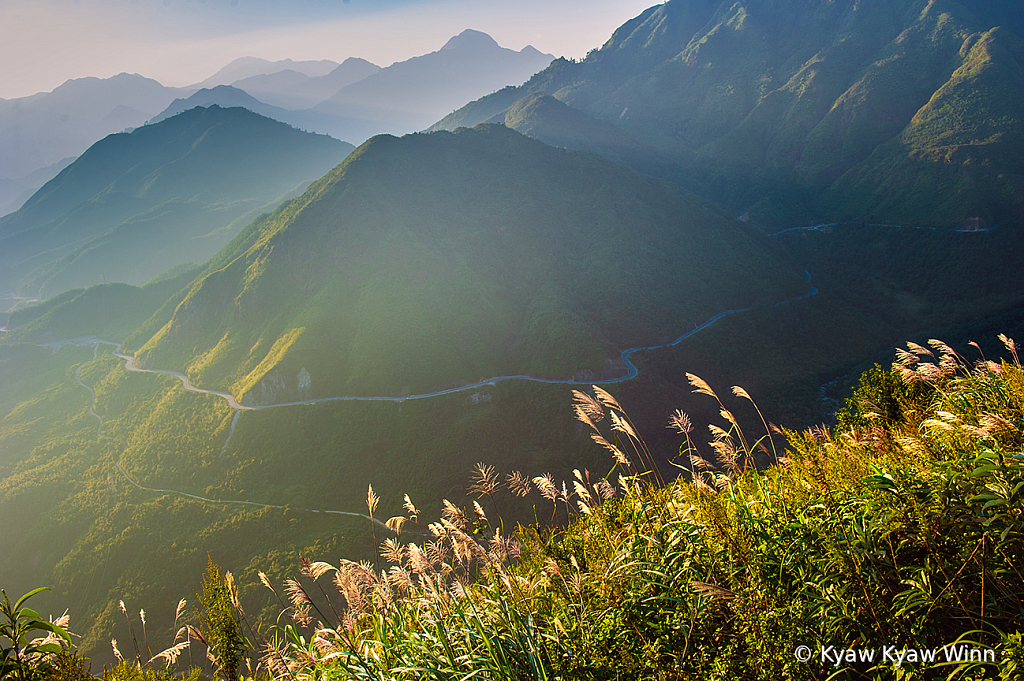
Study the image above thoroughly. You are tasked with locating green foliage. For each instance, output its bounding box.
[835,363,934,432]
[103,661,202,681]
[196,560,246,681]
[0,588,71,681]
[38,650,92,681]
[264,338,1024,679]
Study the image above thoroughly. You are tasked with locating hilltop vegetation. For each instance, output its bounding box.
[434,0,1024,230]
[247,341,1024,680]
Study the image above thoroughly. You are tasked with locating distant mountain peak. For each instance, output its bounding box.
[339,56,380,68]
[148,85,292,125]
[440,29,501,51]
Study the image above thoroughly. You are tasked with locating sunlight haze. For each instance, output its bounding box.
[0,0,659,99]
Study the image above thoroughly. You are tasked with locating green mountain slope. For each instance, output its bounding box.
[482,93,677,178]
[826,26,1024,226]
[4,222,1023,667]
[433,0,1024,229]
[128,124,807,405]
[0,106,354,299]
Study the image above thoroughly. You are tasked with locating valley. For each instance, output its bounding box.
[2,0,1023,677]
[49,268,816,410]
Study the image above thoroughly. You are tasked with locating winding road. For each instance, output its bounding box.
[53,272,818,528]
[70,356,415,535]
[47,270,818,410]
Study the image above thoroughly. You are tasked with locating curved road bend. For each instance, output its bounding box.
[71,359,417,536]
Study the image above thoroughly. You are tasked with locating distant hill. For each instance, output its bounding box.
[232,58,382,110]
[0,157,76,217]
[0,106,354,299]
[165,33,554,146]
[192,57,340,89]
[128,124,807,405]
[433,0,1024,230]
[2,266,201,344]
[230,70,311,102]
[0,73,184,180]
[302,30,554,143]
[149,86,294,125]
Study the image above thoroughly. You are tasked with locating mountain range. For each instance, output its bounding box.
[2,0,1024,667]
[1,30,552,201]
[434,0,1024,230]
[126,123,806,404]
[193,57,342,89]
[227,58,382,110]
[301,30,554,142]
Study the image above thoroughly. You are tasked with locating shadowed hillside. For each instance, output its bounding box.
[128,124,808,405]
[434,0,1024,230]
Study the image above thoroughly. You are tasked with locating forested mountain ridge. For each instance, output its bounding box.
[126,124,808,406]
[433,0,1024,230]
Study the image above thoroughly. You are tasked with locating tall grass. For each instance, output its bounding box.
[259,335,1024,680]
[13,336,1024,680]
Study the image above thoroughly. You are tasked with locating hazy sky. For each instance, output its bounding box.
[0,0,659,99]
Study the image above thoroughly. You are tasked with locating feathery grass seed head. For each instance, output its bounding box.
[668,409,693,434]
[468,462,498,497]
[507,470,531,496]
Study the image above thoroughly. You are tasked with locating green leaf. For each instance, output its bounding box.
[25,642,63,656]
[12,587,48,614]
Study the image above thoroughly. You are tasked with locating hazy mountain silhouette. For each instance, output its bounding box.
[0,157,76,218]
[232,58,382,110]
[0,106,353,298]
[149,86,295,125]
[231,70,311,102]
[0,73,185,180]
[192,57,340,89]
[300,30,554,143]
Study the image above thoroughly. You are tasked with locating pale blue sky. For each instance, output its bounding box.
[0,0,658,99]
